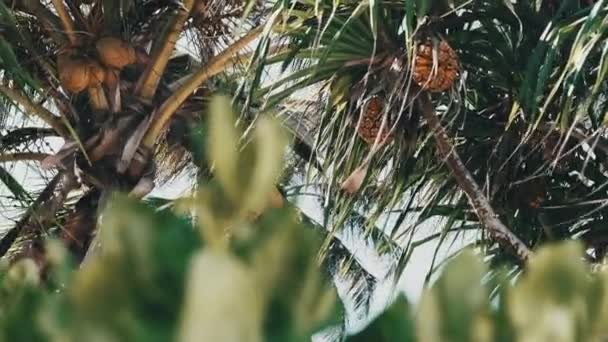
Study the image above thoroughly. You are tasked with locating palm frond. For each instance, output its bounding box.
[0,165,31,204]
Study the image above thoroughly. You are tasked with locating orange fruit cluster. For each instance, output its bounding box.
[356,96,393,145]
[413,40,459,93]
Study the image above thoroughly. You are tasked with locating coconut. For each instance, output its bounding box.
[58,54,90,93]
[87,61,106,88]
[96,37,136,69]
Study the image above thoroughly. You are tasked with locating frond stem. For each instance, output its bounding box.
[142,27,263,148]
[50,0,77,45]
[135,0,195,100]
[0,84,68,137]
[0,152,50,162]
[0,172,67,258]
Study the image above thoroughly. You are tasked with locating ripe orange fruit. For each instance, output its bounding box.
[356,96,392,145]
[413,40,459,93]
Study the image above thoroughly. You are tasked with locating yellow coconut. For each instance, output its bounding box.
[58,54,90,93]
[96,37,136,69]
[87,61,107,88]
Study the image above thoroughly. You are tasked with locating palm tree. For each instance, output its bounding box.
[244,0,608,283]
[4,0,608,320]
[0,0,266,263]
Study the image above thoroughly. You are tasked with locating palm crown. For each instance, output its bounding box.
[248,0,608,273]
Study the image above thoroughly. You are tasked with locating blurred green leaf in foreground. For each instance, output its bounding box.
[348,243,608,342]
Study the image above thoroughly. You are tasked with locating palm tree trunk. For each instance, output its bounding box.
[60,190,99,263]
[418,93,531,262]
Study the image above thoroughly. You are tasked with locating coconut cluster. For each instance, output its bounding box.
[58,37,136,93]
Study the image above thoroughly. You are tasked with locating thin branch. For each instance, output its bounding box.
[0,84,68,137]
[418,93,531,262]
[167,44,289,91]
[141,27,263,148]
[135,0,195,99]
[0,152,50,162]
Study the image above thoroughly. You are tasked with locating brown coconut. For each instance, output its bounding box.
[58,55,90,93]
[87,61,106,88]
[96,37,136,69]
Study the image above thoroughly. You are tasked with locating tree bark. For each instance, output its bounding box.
[418,93,531,262]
